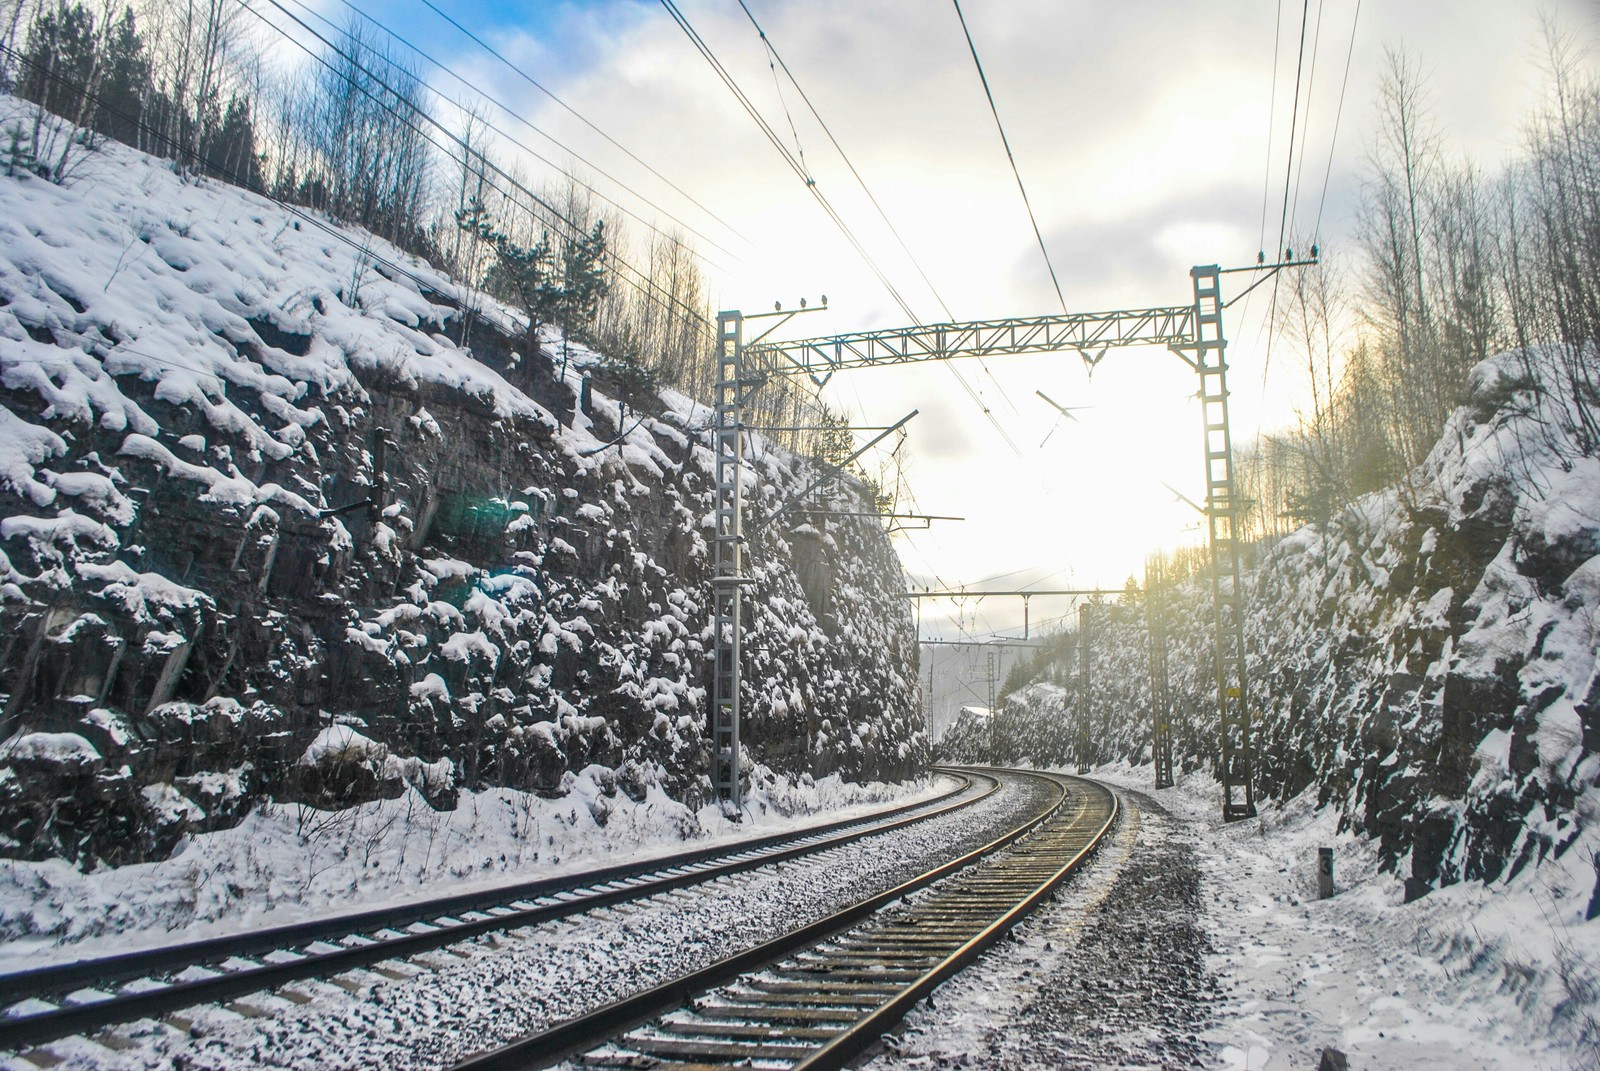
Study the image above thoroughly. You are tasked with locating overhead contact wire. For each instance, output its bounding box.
[655,0,924,324]
[411,0,751,248]
[289,0,742,271]
[951,0,1067,314]
[1313,0,1362,241]
[729,1,1024,454]
[1264,0,1312,389]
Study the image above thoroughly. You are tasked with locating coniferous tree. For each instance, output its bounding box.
[18,2,97,119]
[559,219,609,344]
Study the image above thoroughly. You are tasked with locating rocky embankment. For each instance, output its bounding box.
[942,345,1600,896]
[0,124,922,866]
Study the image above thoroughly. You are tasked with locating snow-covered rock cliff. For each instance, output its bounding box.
[944,344,1600,897]
[0,113,923,867]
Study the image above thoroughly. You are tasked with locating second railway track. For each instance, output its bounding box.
[453,770,1117,1071]
[0,771,992,1054]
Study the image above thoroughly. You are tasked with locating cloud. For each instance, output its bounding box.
[411,0,1594,592]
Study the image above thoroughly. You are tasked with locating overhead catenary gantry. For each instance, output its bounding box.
[713,260,1311,819]
[901,588,1123,640]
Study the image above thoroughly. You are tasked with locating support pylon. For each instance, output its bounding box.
[1147,557,1174,789]
[711,311,746,809]
[1174,265,1255,819]
[1076,603,1092,773]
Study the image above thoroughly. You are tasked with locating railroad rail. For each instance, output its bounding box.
[454,769,1117,1071]
[0,771,988,1053]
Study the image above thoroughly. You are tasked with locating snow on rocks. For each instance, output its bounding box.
[0,95,924,869]
[944,342,1600,903]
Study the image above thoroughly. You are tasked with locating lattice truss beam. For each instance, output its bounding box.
[715,263,1288,820]
[745,306,1195,381]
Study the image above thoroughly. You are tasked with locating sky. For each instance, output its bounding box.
[285,0,1594,642]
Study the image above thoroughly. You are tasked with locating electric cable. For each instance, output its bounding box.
[1286,0,1326,242]
[664,0,1024,458]
[286,0,743,270]
[1313,0,1362,241]
[733,0,954,321]
[246,0,713,330]
[1263,0,1313,390]
[951,0,1067,314]
[656,0,924,326]
[307,0,742,272]
[1274,0,1313,261]
[1257,0,1285,257]
[762,33,811,182]
[410,0,750,249]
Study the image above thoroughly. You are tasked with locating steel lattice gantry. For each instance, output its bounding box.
[714,264,1260,819]
[750,305,1196,382]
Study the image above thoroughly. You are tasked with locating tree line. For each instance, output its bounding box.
[1235,37,1600,543]
[0,0,842,463]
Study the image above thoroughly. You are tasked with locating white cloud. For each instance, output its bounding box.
[412,0,1595,628]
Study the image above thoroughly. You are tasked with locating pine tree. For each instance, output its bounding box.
[19,3,98,120]
[93,8,150,147]
[559,219,609,344]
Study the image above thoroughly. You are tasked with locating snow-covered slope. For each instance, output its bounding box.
[0,104,924,868]
[944,343,1600,898]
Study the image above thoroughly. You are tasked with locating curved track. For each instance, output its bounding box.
[0,772,987,1053]
[452,769,1117,1071]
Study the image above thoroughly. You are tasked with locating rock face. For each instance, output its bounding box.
[0,128,923,867]
[942,346,1600,895]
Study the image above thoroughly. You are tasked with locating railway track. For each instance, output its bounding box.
[0,771,989,1054]
[453,770,1116,1071]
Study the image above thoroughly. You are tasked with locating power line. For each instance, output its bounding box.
[733,0,954,321]
[1314,0,1362,240]
[1286,0,1327,241]
[287,0,742,271]
[409,0,750,250]
[1264,0,1313,389]
[1273,0,1313,261]
[1257,0,1286,256]
[761,33,812,182]
[246,0,712,330]
[656,0,923,325]
[951,0,1067,315]
[727,2,1025,455]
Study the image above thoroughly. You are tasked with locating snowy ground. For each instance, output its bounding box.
[868,763,1600,1071]
[0,766,946,973]
[5,770,1049,1071]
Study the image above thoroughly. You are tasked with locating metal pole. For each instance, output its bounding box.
[1180,265,1256,820]
[1147,557,1174,789]
[711,311,746,809]
[1077,603,1091,773]
[986,650,997,764]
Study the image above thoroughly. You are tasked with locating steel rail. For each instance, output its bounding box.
[0,772,985,1051]
[791,775,1117,1071]
[451,768,1111,1071]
